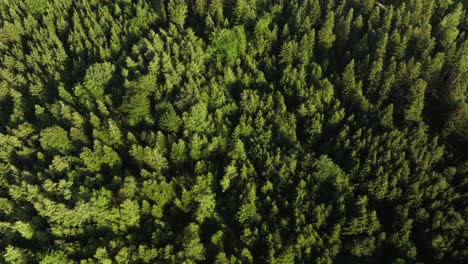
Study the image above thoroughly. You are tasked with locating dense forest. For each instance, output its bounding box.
[0,0,467,263]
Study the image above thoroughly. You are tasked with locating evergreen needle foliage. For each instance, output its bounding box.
[0,0,466,263]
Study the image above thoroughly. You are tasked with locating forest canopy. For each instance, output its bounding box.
[0,0,467,263]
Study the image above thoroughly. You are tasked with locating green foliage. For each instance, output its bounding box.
[404,79,427,122]
[83,62,115,99]
[3,246,31,263]
[437,3,463,49]
[80,141,121,172]
[170,139,186,163]
[24,0,48,16]
[39,126,71,154]
[158,103,181,132]
[209,26,247,63]
[168,0,188,27]
[318,11,336,49]
[0,0,466,263]
[39,251,72,264]
[178,223,205,262]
